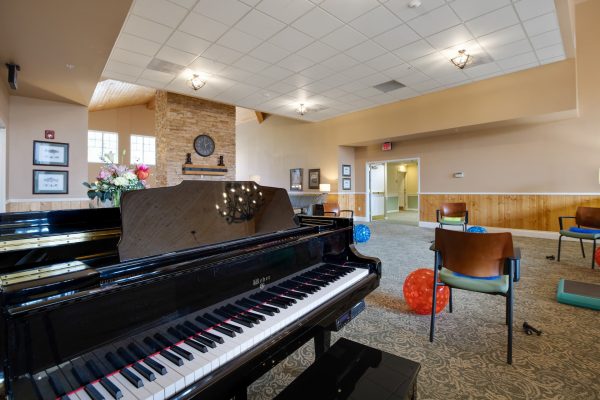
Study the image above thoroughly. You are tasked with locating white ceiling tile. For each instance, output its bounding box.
[426,24,474,50]
[299,63,335,79]
[297,41,339,63]
[539,55,565,65]
[393,40,436,61]
[501,61,538,74]
[387,87,419,100]
[216,83,261,101]
[156,46,198,66]
[391,70,429,85]
[239,0,261,6]
[354,87,381,97]
[123,15,173,44]
[365,53,403,71]
[321,26,367,51]
[497,51,538,69]
[115,33,162,56]
[477,24,526,49]
[384,63,415,79]
[523,12,559,37]
[373,24,420,51]
[359,72,390,86]
[410,79,441,92]
[286,74,314,88]
[219,66,253,81]
[110,48,152,68]
[179,12,230,41]
[256,0,314,24]
[302,79,338,92]
[236,10,286,40]
[342,64,377,79]
[320,0,379,22]
[194,0,251,25]
[133,0,188,27]
[268,27,314,53]
[530,29,562,50]
[439,40,483,59]
[249,42,291,63]
[487,39,532,61]
[168,0,198,9]
[384,0,445,22]
[202,44,244,64]
[349,6,402,38]
[410,52,457,75]
[449,0,510,22]
[434,70,469,85]
[321,87,346,98]
[247,74,278,88]
[217,29,262,53]
[233,55,271,73]
[278,54,314,72]
[135,78,167,89]
[102,70,137,83]
[167,31,211,55]
[515,0,556,21]
[188,56,228,73]
[322,53,359,70]
[104,60,145,78]
[257,64,295,80]
[535,43,564,60]
[292,7,344,38]
[345,41,387,62]
[407,5,461,37]
[466,6,519,38]
[139,69,176,83]
[267,81,297,94]
[463,62,501,78]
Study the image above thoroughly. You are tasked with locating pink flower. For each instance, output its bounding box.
[135,164,150,180]
[97,169,110,180]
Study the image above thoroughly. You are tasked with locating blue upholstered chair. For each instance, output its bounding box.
[557,206,600,269]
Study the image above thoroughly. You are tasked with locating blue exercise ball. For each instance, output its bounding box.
[467,226,487,233]
[354,224,371,243]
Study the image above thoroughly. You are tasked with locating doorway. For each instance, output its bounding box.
[367,158,420,225]
[0,124,5,213]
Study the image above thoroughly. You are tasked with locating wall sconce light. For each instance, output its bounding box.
[188,74,206,90]
[451,49,472,69]
[398,164,407,173]
[319,183,331,193]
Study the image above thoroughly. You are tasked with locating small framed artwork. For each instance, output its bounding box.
[308,169,320,189]
[342,164,351,177]
[342,178,351,191]
[33,170,69,194]
[33,140,69,166]
[290,168,303,191]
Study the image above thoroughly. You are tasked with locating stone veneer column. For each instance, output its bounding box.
[154,90,236,187]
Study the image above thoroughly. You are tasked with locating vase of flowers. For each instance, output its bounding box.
[84,153,150,208]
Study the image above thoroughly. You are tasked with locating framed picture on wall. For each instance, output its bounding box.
[290,168,303,191]
[33,140,69,166]
[342,164,351,177]
[308,169,320,189]
[33,170,69,194]
[342,178,351,191]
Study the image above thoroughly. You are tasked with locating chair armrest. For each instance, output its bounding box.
[558,216,575,230]
[436,209,441,222]
[323,211,337,216]
[464,210,469,224]
[340,209,354,218]
[504,247,521,282]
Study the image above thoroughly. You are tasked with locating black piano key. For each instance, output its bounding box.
[120,368,144,388]
[154,332,175,347]
[160,349,184,367]
[127,342,149,359]
[237,298,278,314]
[226,304,266,321]
[184,339,208,353]
[83,384,105,400]
[267,287,306,300]
[154,333,194,360]
[182,322,218,346]
[213,308,255,328]
[32,372,58,400]
[105,352,126,370]
[196,313,244,336]
[71,365,92,385]
[176,323,195,337]
[250,293,289,308]
[168,326,186,341]
[143,337,162,352]
[118,347,156,381]
[289,279,321,292]
[280,281,317,294]
[47,371,68,396]
[142,357,167,376]
[299,273,330,285]
[116,347,136,364]
[85,359,123,399]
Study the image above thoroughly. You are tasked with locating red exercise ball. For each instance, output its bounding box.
[403,268,449,315]
[595,248,600,266]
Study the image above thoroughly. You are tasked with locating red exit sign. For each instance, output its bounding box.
[382,142,392,151]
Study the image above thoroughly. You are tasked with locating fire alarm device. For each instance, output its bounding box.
[382,142,392,151]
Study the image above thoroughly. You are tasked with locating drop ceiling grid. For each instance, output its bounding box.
[102,0,566,121]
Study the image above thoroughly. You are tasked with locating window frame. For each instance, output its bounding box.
[87,130,119,163]
[130,134,156,165]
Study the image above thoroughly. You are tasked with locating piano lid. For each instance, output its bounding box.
[118,180,298,261]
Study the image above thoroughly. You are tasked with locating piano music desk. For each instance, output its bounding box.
[275,338,420,400]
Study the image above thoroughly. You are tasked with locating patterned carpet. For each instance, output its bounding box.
[248,222,600,400]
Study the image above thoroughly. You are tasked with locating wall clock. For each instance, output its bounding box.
[194,134,215,157]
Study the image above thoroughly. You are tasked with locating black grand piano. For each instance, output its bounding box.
[0,181,381,400]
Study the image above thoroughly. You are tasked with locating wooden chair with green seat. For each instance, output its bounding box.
[436,202,469,231]
[429,228,521,364]
[323,202,354,218]
[558,206,600,269]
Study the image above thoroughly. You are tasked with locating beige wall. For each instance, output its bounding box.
[0,82,9,127]
[406,164,418,195]
[7,96,88,200]
[88,104,155,186]
[237,1,599,201]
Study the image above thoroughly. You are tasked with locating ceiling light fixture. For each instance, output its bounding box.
[188,74,206,90]
[297,103,306,116]
[451,49,472,69]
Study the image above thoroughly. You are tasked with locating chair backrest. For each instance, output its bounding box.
[575,207,600,228]
[440,202,467,218]
[323,202,340,216]
[435,228,514,277]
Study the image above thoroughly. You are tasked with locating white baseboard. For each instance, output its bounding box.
[418,221,576,241]
[354,216,369,222]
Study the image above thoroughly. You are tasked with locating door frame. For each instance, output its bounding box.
[365,157,421,222]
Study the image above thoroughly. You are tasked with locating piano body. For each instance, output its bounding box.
[0,181,381,400]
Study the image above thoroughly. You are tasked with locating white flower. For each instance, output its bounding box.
[123,172,136,180]
[113,177,128,186]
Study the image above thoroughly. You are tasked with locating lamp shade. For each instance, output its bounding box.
[319,183,331,192]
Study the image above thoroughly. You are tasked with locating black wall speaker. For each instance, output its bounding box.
[6,63,20,90]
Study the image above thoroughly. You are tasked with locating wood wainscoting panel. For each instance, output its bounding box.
[420,194,600,232]
[326,193,366,217]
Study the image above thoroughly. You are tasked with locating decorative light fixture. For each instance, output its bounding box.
[216,182,264,223]
[297,103,306,116]
[451,49,472,69]
[398,164,407,173]
[188,73,206,90]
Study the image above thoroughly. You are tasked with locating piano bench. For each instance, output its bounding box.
[274,338,420,400]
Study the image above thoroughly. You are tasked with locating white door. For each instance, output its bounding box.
[369,163,385,220]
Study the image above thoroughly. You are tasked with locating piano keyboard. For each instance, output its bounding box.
[30,264,368,400]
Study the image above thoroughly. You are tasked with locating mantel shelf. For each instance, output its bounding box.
[182,164,228,176]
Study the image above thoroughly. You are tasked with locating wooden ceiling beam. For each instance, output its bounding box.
[255,111,267,124]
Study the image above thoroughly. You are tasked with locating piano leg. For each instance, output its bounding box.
[314,329,331,358]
